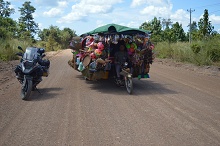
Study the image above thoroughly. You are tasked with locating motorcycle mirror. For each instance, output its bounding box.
[18,46,24,52]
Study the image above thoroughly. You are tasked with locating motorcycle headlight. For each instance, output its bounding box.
[23,61,34,69]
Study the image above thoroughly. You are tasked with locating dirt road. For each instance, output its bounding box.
[0,49,220,146]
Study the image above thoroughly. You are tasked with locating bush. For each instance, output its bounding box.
[0,42,18,61]
[155,42,174,59]
[205,37,220,62]
[191,43,201,54]
[155,40,220,66]
[0,39,33,61]
[207,48,220,62]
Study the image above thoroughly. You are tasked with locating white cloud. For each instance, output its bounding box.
[210,14,220,25]
[9,4,15,9]
[58,1,68,8]
[170,9,189,27]
[35,0,57,6]
[131,0,146,7]
[131,0,171,7]
[43,8,63,17]
[38,23,43,30]
[140,5,172,18]
[127,21,140,28]
[57,0,123,23]
[96,20,104,27]
[43,1,68,17]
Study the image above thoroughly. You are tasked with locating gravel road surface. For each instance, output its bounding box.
[0,49,220,146]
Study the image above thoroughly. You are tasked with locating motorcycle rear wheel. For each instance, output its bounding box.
[21,79,33,100]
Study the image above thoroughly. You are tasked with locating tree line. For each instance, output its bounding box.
[0,0,77,51]
[1,0,219,46]
[140,9,219,43]
[0,0,220,64]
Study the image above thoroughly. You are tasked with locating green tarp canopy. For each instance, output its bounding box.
[81,23,150,36]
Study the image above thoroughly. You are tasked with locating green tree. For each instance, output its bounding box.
[46,34,59,51]
[191,21,198,32]
[140,17,162,42]
[38,28,50,41]
[171,22,187,42]
[198,9,214,39]
[63,28,76,38]
[190,21,201,41]
[18,1,38,39]
[0,0,16,39]
[162,18,173,30]
[38,26,77,49]
[0,0,14,17]
[162,27,175,43]
[0,16,17,38]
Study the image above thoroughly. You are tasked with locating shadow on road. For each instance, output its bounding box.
[30,87,63,101]
[79,76,177,96]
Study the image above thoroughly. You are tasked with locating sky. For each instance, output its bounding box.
[8,0,220,36]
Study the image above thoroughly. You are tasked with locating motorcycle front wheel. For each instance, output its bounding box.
[21,79,33,100]
[125,77,133,94]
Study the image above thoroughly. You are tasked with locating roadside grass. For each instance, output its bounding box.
[0,39,61,61]
[155,39,220,67]
[1,37,220,68]
[0,39,33,61]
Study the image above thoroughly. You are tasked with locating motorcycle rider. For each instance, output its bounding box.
[114,43,128,86]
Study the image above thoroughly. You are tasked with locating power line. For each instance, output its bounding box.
[209,10,220,14]
[193,3,220,9]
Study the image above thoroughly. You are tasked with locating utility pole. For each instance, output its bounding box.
[187,8,195,43]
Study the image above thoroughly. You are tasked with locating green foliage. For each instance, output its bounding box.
[205,37,220,62]
[0,1,77,61]
[171,22,187,42]
[207,49,220,62]
[191,43,201,54]
[198,9,214,39]
[0,39,24,61]
[154,42,174,59]
[0,0,15,17]
[38,25,77,50]
[162,28,176,43]
[155,38,220,66]
[46,35,61,51]
[35,41,46,48]
[0,17,17,39]
[0,38,34,61]
[18,1,39,39]
[140,17,163,42]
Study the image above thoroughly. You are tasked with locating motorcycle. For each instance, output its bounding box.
[117,62,133,94]
[14,46,50,100]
